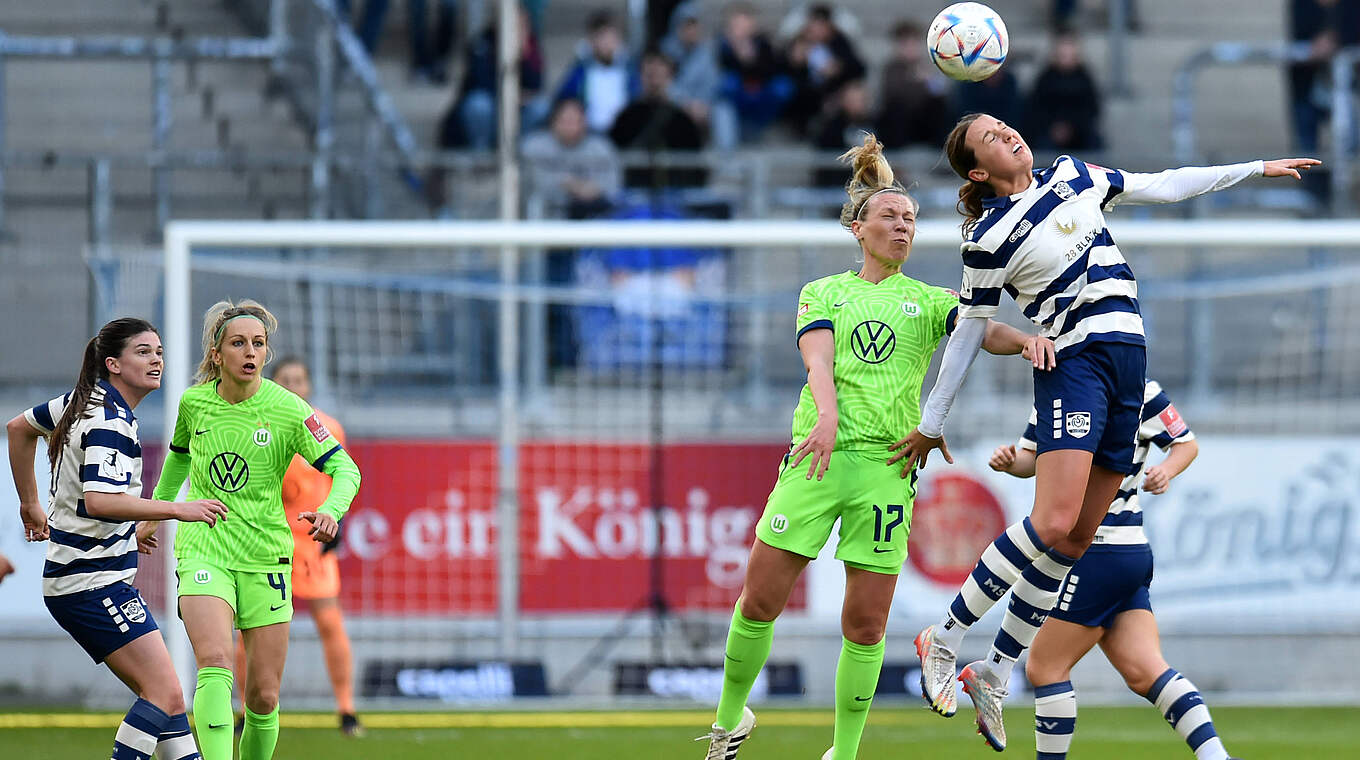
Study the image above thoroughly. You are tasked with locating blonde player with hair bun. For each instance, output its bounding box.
[151,299,361,760]
[699,134,1055,760]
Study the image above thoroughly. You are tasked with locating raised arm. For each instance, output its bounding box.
[6,413,48,541]
[1113,158,1319,206]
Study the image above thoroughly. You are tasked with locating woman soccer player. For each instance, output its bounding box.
[233,356,363,737]
[899,112,1317,750]
[700,134,1056,760]
[6,317,226,760]
[989,380,1239,760]
[151,300,361,760]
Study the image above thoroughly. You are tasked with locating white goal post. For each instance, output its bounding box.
[161,218,1360,699]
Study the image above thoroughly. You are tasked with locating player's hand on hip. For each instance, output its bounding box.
[136,522,160,554]
[989,444,1016,472]
[1022,336,1057,370]
[299,511,339,543]
[790,415,836,481]
[1141,465,1170,495]
[887,429,953,477]
[177,499,228,526]
[0,553,14,583]
[20,501,49,542]
[1263,158,1321,179]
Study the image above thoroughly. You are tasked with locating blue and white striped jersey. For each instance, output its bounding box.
[958,154,1142,356]
[24,381,143,596]
[1020,379,1194,546]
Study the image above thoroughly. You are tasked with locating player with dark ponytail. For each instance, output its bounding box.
[6,317,225,760]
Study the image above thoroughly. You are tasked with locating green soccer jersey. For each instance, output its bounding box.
[791,270,960,453]
[159,379,352,572]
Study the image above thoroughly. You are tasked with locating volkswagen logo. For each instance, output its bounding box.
[209,451,250,493]
[851,320,896,364]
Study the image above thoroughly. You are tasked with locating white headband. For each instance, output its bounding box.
[854,187,909,221]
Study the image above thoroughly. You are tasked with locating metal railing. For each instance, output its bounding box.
[1172,41,1360,215]
[0,0,422,233]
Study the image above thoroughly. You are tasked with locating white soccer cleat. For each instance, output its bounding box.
[697,705,756,760]
[821,748,834,760]
[915,625,958,717]
[960,660,1008,751]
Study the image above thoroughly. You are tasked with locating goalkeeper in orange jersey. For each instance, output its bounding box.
[233,356,363,737]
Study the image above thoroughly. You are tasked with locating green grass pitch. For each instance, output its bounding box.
[1,705,1353,759]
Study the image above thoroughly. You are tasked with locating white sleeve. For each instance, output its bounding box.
[1112,161,1264,206]
[917,316,988,438]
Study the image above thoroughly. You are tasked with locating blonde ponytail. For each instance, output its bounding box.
[838,132,915,230]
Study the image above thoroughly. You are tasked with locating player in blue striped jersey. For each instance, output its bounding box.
[990,380,1238,760]
[6,318,225,760]
[895,112,1318,749]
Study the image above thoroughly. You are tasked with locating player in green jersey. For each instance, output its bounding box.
[699,135,1056,760]
[151,300,361,760]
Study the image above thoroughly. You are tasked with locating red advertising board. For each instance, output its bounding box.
[336,440,798,615]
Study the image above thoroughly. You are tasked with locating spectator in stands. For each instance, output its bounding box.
[712,3,792,149]
[522,98,623,219]
[1024,34,1103,151]
[812,80,875,187]
[781,4,866,138]
[1289,0,1360,154]
[338,0,458,83]
[436,3,545,150]
[555,10,637,135]
[876,20,951,149]
[954,67,1023,133]
[661,2,721,138]
[610,50,707,190]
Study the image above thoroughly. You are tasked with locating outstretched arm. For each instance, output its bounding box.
[1114,158,1320,206]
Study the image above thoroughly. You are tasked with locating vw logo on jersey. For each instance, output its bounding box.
[851,320,896,364]
[209,451,250,493]
[253,428,271,447]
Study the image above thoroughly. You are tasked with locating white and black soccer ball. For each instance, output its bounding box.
[927,2,1009,82]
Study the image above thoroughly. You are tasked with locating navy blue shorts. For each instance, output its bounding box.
[1048,545,1153,629]
[45,581,159,663]
[1032,341,1146,474]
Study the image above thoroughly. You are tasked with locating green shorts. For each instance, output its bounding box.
[176,558,293,630]
[755,450,917,574]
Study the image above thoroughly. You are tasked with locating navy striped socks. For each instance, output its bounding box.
[111,698,171,760]
[1147,668,1229,760]
[938,517,1049,651]
[1034,680,1077,759]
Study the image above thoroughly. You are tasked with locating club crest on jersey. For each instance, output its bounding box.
[1054,181,1076,200]
[208,451,250,493]
[120,597,147,624]
[901,300,920,317]
[851,320,895,364]
[304,413,330,444]
[769,513,789,534]
[1008,219,1033,243]
[253,428,272,447]
[194,569,211,584]
[1065,412,1092,438]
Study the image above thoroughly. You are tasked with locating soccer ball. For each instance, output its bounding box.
[927,3,1009,82]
